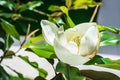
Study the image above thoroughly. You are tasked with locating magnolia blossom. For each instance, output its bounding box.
[41,20,100,65]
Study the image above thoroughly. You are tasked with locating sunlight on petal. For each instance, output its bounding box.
[41,20,58,45]
[54,38,89,65]
[79,26,99,56]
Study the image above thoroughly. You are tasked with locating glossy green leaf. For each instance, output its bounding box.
[0,65,10,80]
[37,68,48,78]
[0,19,20,40]
[19,56,48,78]
[60,6,68,15]
[19,1,43,12]
[9,75,30,80]
[66,0,72,8]
[31,48,56,58]
[0,0,15,10]
[27,34,44,43]
[5,34,14,50]
[54,18,68,29]
[0,26,6,38]
[100,32,120,46]
[24,43,56,58]
[97,64,120,70]
[98,25,120,34]
[85,55,112,65]
[46,59,54,65]
[19,56,38,67]
[6,65,25,80]
[0,13,13,18]
[60,6,75,27]
[56,62,86,80]
[48,5,59,12]
[73,0,97,8]
[24,43,54,52]
[54,18,65,25]
[97,59,120,70]
[81,70,120,80]
[0,41,4,50]
[34,76,46,80]
[51,73,65,80]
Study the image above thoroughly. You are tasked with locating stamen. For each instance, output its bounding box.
[70,36,81,54]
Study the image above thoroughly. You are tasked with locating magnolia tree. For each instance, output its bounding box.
[0,0,120,80]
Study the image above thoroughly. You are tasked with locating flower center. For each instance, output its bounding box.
[70,36,81,53]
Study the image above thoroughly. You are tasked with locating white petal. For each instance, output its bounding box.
[41,20,58,45]
[79,26,99,56]
[64,28,80,41]
[56,26,78,55]
[54,38,89,66]
[74,23,97,37]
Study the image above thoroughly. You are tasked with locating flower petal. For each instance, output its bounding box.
[75,23,97,37]
[56,26,78,55]
[41,20,58,45]
[79,26,99,56]
[64,28,80,42]
[54,37,89,66]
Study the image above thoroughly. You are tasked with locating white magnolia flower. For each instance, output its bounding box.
[41,20,100,65]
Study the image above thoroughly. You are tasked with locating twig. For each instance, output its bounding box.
[15,24,39,53]
[15,24,30,53]
[32,9,51,17]
[89,4,100,22]
[26,29,39,40]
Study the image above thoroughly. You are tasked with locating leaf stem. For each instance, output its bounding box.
[32,9,51,17]
[66,64,71,80]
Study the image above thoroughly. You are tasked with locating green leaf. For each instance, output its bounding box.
[0,65,10,80]
[0,13,13,18]
[60,6,68,15]
[0,41,4,50]
[0,19,20,40]
[73,0,98,8]
[19,1,43,12]
[19,56,48,78]
[85,55,112,65]
[24,43,53,51]
[37,68,48,78]
[4,50,15,58]
[98,25,120,34]
[9,75,30,80]
[51,73,65,80]
[31,48,56,59]
[100,32,120,46]
[27,34,44,43]
[56,62,86,80]
[4,34,14,50]
[34,76,46,80]
[60,6,75,27]
[6,65,25,80]
[97,59,120,70]
[46,59,54,65]
[24,43,56,58]
[54,18,68,29]
[81,70,120,80]
[0,0,15,10]
[66,0,72,8]
[97,64,120,70]
[48,5,59,12]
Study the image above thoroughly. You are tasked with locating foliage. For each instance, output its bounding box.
[0,0,120,80]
